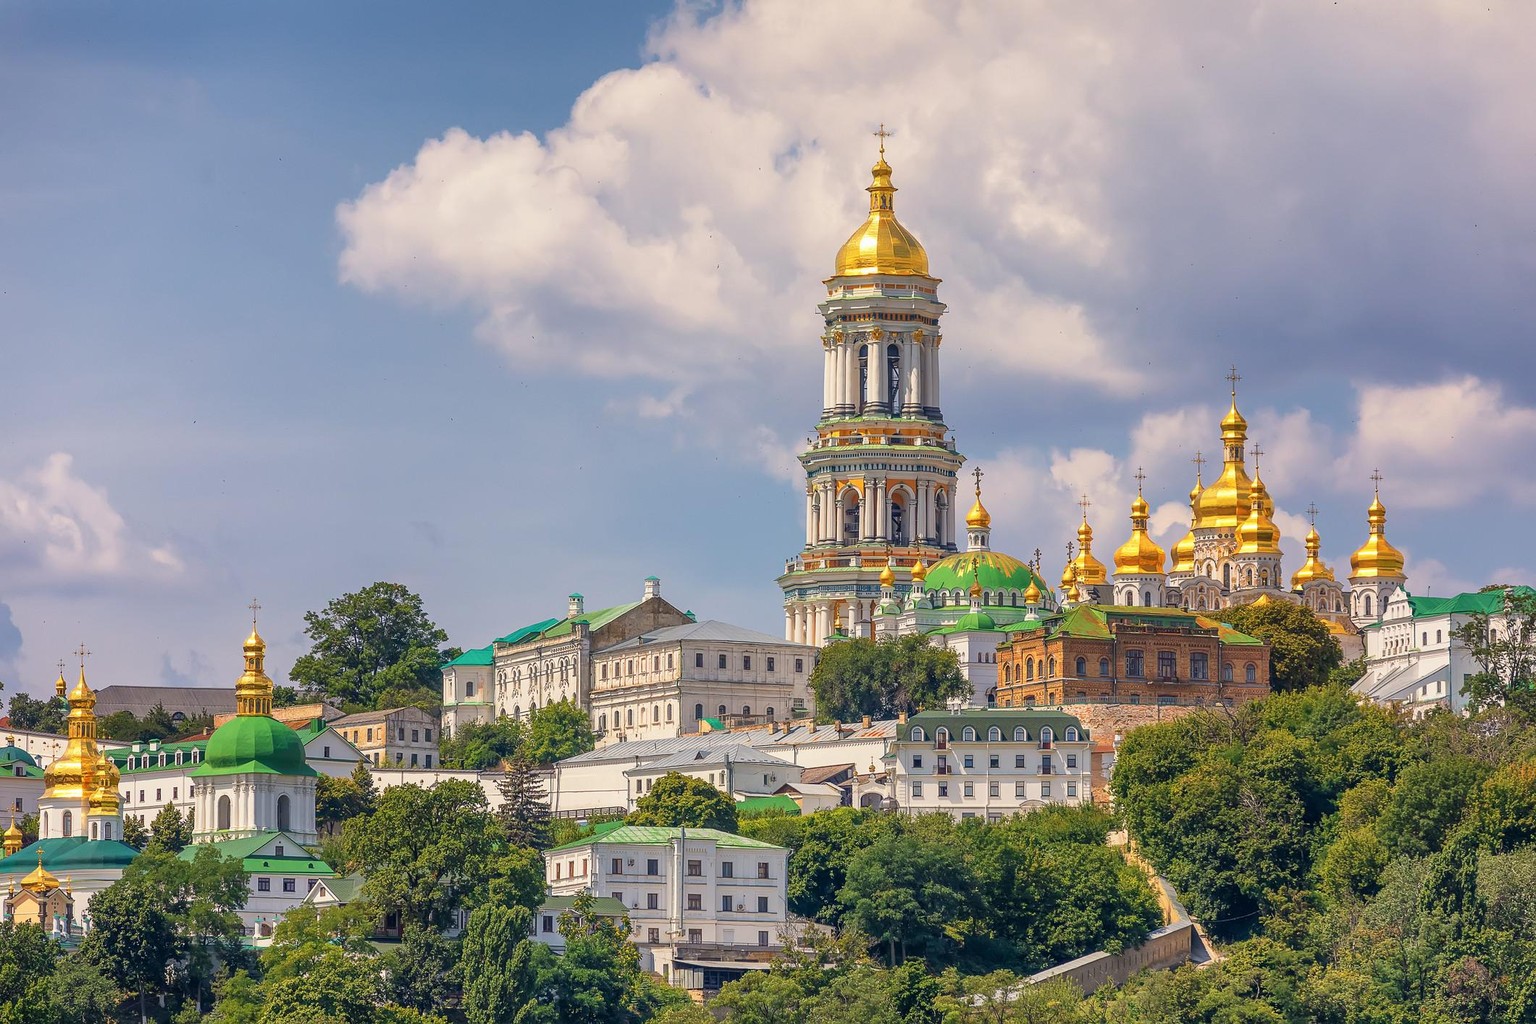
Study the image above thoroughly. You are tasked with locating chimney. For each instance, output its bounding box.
[568,593,584,618]
[897,711,908,725]
[643,576,662,601]
[861,715,872,729]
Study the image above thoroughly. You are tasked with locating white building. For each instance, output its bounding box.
[542,824,790,986]
[878,709,1093,821]
[329,706,440,768]
[1355,586,1532,716]
[590,621,816,744]
[0,738,44,820]
[623,745,803,807]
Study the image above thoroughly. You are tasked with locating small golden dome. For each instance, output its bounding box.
[1024,580,1042,605]
[1350,488,1405,579]
[1221,399,1248,437]
[20,851,59,894]
[910,558,927,583]
[969,577,983,600]
[879,561,896,588]
[1170,528,1196,574]
[1291,523,1336,589]
[966,492,991,530]
[88,752,121,815]
[832,147,931,278]
[1062,516,1109,587]
[1195,398,1253,530]
[235,620,275,718]
[42,669,99,802]
[1235,476,1281,554]
[1114,491,1167,576]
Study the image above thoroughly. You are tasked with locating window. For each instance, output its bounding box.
[1099,657,1110,677]
[758,861,770,879]
[62,810,73,837]
[1065,727,1079,742]
[410,754,419,766]
[1191,652,1209,680]
[988,726,1002,742]
[665,705,673,722]
[743,655,752,670]
[611,858,623,874]
[156,788,162,801]
[911,726,925,742]
[217,795,231,831]
[1048,657,1056,677]
[283,878,296,893]
[542,915,555,933]
[647,893,659,910]
[1014,727,1027,742]
[794,657,804,672]
[759,931,770,947]
[938,783,949,797]
[912,782,924,798]
[1067,782,1078,798]
[989,754,999,768]
[935,727,949,748]
[1436,630,1443,644]
[1015,782,1026,797]
[719,654,728,669]
[648,927,661,943]
[742,705,751,717]
[989,782,999,797]
[257,878,271,892]
[688,928,703,944]
[766,707,774,719]
[757,896,769,913]
[1066,754,1078,769]
[411,729,419,742]
[719,705,727,718]
[912,754,923,768]
[767,657,775,671]
[1042,782,1052,799]
[1245,663,1258,684]
[398,728,406,741]
[962,726,977,742]
[1126,650,1144,677]
[696,653,704,668]
[646,859,659,876]
[687,894,702,911]
[323,745,331,758]
[721,861,734,878]
[1157,651,1176,678]
[722,894,733,912]
[1222,662,1234,682]
[1075,656,1086,676]
[963,754,974,768]
[1015,754,1026,768]
[963,782,974,797]
[1040,726,1054,746]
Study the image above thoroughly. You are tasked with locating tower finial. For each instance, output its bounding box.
[75,644,90,673]
[1227,364,1241,397]
[1078,494,1092,521]
[973,466,984,498]
[1370,468,1383,496]
[1192,450,1206,482]
[1249,443,1264,474]
[1306,502,1320,528]
[873,122,892,158]
[1134,467,1146,496]
[248,597,261,629]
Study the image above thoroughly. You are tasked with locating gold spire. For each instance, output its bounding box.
[1023,579,1042,605]
[879,558,896,589]
[20,848,59,894]
[236,600,275,717]
[1291,503,1336,589]
[1350,472,1405,579]
[965,467,991,529]
[87,750,121,816]
[1235,448,1281,555]
[1114,470,1167,576]
[1194,369,1253,529]
[41,646,100,805]
[1062,496,1108,586]
[832,127,931,278]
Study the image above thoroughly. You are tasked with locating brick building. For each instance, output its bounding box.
[995,605,1269,709]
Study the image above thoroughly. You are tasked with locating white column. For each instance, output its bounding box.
[931,340,941,412]
[864,344,882,412]
[875,478,888,540]
[785,607,794,640]
[822,347,833,412]
[904,337,919,413]
[804,488,816,546]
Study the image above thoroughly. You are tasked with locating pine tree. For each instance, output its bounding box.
[496,756,552,850]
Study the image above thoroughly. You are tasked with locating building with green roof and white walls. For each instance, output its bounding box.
[0,734,45,824]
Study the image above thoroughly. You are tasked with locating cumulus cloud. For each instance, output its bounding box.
[0,453,185,586]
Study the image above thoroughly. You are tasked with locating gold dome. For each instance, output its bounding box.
[235,624,275,718]
[879,561,896,588]
[42,669,99,802]
[1061,516,1109,587]
[832,145,931,278]
[1350,489,1405,579]
[88,751,121,815]
[966,484,992,530]
[2,815,21,858]
[1114,491,1167,576]
[1291,524,1335,589]
[20,850,59,894]
[1235,475,1281,554]
[1195,400,1253,530]
[1024,580,1042,605]
[910,558,927,583]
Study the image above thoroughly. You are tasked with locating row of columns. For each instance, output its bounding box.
[822,335,940,417]
[786,599,888,646]
[805,478,956,548]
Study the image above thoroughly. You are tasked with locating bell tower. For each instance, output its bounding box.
[779,131,965,645]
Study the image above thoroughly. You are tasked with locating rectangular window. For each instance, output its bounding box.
[912,782,923,798]
[912,754,923,768]
[1190,652,1210,680]
[398,728,405,741]
[411,729,419,742]
[1042,755,1053,774]
[611,858,623,875]
[257,878,270,892]
[410,754,418,766]
[989,755,999,768]
[1157,651,1176,679]
[988,782,999,797]
[687,860,702,877]
[1067,782,1078,798]
[696,653,704,668]
[1015,754,1026,768]
[963,782,974,797]
[323,747,330,759]
[794,658,804,672]
[721,861,734,878]
[938,783,949,797]
[759,930,770,947]
[425,754,432,768]
[1126,651,1144,678]
[1066,754,1077,769]
[1042,782,1052,799]
[646,893,659,910]
[542,915,555,933]
[721,894,733,912]
[156,789,161,801]
[687,893,702,911]
[307,878,317,891]
[614,892,623,905]
[743,655,751,670]
[963,754,974,769]
[758,861,770,879]
[718,654,728,669]
[689,928,703,944]
[766,657,775,671]
[283,878,296,893]
[366,728,373,742]
[757,896,769,913]
[646,858,659,876]
[648,927,660,943]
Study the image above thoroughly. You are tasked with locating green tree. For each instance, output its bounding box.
[7,693,65,733]
[146,802,193,854]
[1377,756,1488,858]
[381,926,461,1014]
[0,921,61,1024]
[809,634,968,722]
[461,904,554,1024]
[497,755,553,849]
[526,699,595,765]
[1468,760,1536,853]
[1453,588,1536,715]
[838,831,971,965]
[1221,600,1344,692]
[121,813,149,851]
[341,779,508,930]
[317,766,376,838]
[441,715,525,769]
[289,582,458,711]
[627,772,738,832]
[48,953,122,1024]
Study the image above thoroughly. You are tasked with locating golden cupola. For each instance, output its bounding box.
[1194,392,1253,530]
[965,482,992,530]
[235,625,275,717]
[41,668,100,803]
[1114,489,1167,576]
[1170,466,1201,574]
[87,750,121,816]
[832,136,931,278]
[910,558,927,584]
[3,815,21,857]
[1235,474,1281,554]
[1350,486,1406,579]
[1062,505,1109,587]
[879,560,896,589]
[1024,579,1042,605]
[1291,521,1336,589]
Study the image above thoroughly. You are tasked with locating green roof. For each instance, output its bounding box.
[1405,586,1536,618]
[192,715,316,778]
[516,602,642,644]
[923,551,1050,597]
[547,825,785,854]
[108,739,208,774]
[900,708,1088,743]
[446,646,494,667]
[934,609,1001,634]
[1005,605,1264,647]
[180,831,335,876]
[0,743,37,768]
[737,795,801,817]
[495,617,565,645]
[0,837,139,874]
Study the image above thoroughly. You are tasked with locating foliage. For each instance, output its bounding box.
[317,761,378,837]
[146,802,194,854]
[627,772,739,832]
[1220,600,1344,692]
[497,755,553,849]
[340,779,512,930]
[121,813,149,851]
[289,581,458,711]
[1453,587,1536,715]
[839,830,971,965]
[526,699,596,765]
[97,702,203,742]
[441,715,525,769]
[0,921,62,1024]
[380,925,461,1013]
[7,692,65,733]
[809,633,969,721]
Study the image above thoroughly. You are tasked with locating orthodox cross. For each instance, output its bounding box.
[1370,468,1384,495]
[1134,467,1146,495]
[1032,548,1043,571]
[1249,443,1264,472]
[1305,502,1320,528]
[972,465,984,496]
[56,659,65,678]
[1078,494,1092,521]
[1065,541,1076,562]
[248,598,262,627]
[1226,364,1242,396]
[1191,451,1206,480]
[74,643,90,670]
[873,123,893,156]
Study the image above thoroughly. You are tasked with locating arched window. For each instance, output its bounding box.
[718,705,727,719]
[1144,590,1152,606]
[765,707,774,720]
[1026,657,1035,681]
[1040,727,1054,746]
[653,704,661,722]
[90,820,98,840]
[277,794,291,832]
[1222,662,1233,681]
[217,795,231,831]
[1126,589,1137,607]
[1065,727,1079,742]
[513,705,521,719]
[666,705,674,722]
[1363,593,1373,616]
[742,705,752,717]
[910,726,926,742]
[1002,663,1011,683]
[1048,657,1056,678]
[935,727,950,748]
[1075,656,1086,677]
[1014,727,1028,742]
[1245,663,1257,684]
[599,713,607,732]
[61,810,74,837]
[627,709,634,726]
[857,345,869,414]
[695,703,704,721]
[1098,658,1110,677]
[962,726,977,742]
[1436,630,1443,644]
[102,822,113,841]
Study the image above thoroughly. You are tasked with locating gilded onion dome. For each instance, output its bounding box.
[1194,397,1253,530]
[235,626,275,718]
[1114,493,1167,576]
[910,558,927,583]
[3,815,21,857]
[1024,579,1042,605]
[88,750,121,815]
[1062,515,1109,587]
[1291,523,1335,589]
[1350,489,1406,579]
[832,140,931,278]
[879,560,896,588]
[966,486,992,530]
[1235,475,1281,554]
[20,851,60,894]
[42,670,100,803]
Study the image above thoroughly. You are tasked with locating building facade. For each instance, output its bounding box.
[330,706,440,768]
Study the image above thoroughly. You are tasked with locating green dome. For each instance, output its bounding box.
[952,610,999,632]
[192,716,315,778]
[923,551,1048,599]
[0,743,36,767]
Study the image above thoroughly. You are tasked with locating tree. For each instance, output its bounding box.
[146,802,194,854]
[525,700,595,765]
[48,953,122,1024]
[809,634,968,722]
[461,904,553,1024]
[1377,757,1488,858]
[317,768,376,838]
[380,926,461,1014]
[122,813,149,851]
[7,693,65,733]
[0,921,61,1024]
[441,715,525,769]
[838,831,971,965]
[627,772,739,832]
[497,755,553,849]
[1454,588,1536,715]
[289,582,458,711]
[1221,601,1343,692]
[341,780,508,930]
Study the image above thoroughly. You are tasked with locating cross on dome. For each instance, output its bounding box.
[873,123,893,157]
[248,598,262,626]
[1250,443,1264,472]
[1306,502,1320,527]
[1192,451,1206,477]
[1227,364,1242,396]
[1371,468,1384,495]
[1078,494,1092,520]
[75,643,90,670]
[1134,467,1146,494]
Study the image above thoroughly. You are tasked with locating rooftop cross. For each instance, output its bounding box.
[1226,364,1242,396]
[56,659,65,677]
[1371,468,1384,495]
[1134,467,1146,495]
[1306,502,1320,527]
[1078,494,1092,520]
[873,123,893,157]
[1249,442,1264,472]
[74,644,90,671]
[1192,451,1206,478]
[972,465,984,496]
[248,598,262,627]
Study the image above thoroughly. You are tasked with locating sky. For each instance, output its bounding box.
[3,1,1536,700]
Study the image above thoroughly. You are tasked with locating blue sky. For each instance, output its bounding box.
[4,1,1536,699]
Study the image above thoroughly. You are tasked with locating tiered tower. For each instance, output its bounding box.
[1348,473,1407,624]
[1112,472,1168,607]
[36,655,119,843]
[779,133,965,645]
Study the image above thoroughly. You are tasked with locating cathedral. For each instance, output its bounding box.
[779,141,1408,676]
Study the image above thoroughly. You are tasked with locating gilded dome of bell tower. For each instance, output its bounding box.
[1194,369,1253,530]
[1114,476,1167,576]
[1350,476,1405,579]
[832,129,931,278]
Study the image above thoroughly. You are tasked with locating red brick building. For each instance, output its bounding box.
[995,605,1270,708]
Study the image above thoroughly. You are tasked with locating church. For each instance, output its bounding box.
[778,141,1409,698]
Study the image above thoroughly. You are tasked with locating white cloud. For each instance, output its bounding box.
[0,453,184,585]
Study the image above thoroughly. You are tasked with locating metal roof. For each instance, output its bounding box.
[602,619,814,651]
